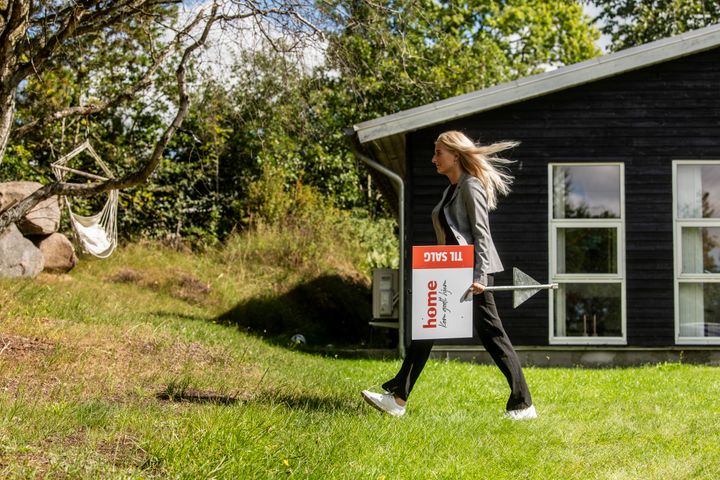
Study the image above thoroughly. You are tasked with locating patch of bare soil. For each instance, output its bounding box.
[107,268,211,304]
[0,322,258,404]
[174,274,211,303]
[0,334,54,358]
[96,434,150,469]
[107,268,144,284]
[167,340,230,365]
[1,430,152,477]
[0,333,59,398]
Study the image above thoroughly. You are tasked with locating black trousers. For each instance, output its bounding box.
[381,275,533,411]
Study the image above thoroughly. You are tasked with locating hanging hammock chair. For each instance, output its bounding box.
[51,141,118,258]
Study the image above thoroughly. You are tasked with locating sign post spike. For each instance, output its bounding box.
[474,268,558,308]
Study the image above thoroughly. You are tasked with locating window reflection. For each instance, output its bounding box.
[677,165,720,219]
[557,228,617,274]
[553,166,621,219]
[681,227,720,274]
[554,283,622,337]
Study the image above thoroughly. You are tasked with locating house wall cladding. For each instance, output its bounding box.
[405,46,720,347]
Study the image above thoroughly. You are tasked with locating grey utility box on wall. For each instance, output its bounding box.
[372,268,399,321]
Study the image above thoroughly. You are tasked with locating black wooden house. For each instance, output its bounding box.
[351,24,720,365]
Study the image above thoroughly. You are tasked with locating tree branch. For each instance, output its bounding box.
[21,2,86,74]
[13,2,207,139]
[0,3,219,233]
[13,1,170,86]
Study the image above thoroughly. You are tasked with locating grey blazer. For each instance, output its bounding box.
[431,172,504,286]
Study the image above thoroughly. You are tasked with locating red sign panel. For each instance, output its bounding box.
[412,245,474,270]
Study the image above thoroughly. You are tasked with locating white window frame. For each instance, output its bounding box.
[548,163,627,345]
[672,160,720,345]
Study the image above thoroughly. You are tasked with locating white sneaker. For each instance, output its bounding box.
[361,390,406,417]
[503,404,537,420]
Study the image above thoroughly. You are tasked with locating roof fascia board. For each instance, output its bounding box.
[354,23,720,144]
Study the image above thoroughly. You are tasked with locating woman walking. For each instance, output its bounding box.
[361,130,536,420]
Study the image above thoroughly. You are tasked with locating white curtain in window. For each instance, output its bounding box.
[682,228,703,274]
[677,166,702,218]
[677,166,704,337]
[553,168,566,219]
[679,284,704,337]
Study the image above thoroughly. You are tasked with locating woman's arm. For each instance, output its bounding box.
[461,178,493,287]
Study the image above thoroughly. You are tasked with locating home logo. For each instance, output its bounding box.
[423,280,439,329]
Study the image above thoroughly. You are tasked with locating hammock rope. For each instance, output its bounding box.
[51,141,118,258]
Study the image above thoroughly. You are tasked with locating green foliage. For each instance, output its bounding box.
[0,1,601,247]
[0,144,44,183]
[106,48,372,245]
[244,162,294,227]
[487,1,602,74]
[219,50,367,212]
[589,0,720,50]
[236,162,398,275]
[119,83,231,246]
[321,0,600,121]
[345,211,400,270]
[2,5,186,239]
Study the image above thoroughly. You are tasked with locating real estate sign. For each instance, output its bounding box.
[411,245,474,340]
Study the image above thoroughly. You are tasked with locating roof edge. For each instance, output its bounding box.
[354,23,720,144]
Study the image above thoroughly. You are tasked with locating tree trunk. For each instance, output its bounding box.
[0,90,14,163]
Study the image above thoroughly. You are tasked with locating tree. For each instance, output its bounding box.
[588,0,720,51]
[311,0,599,216]
[321,0,600,122]
[0,1,601,240]
[0,0,325,233]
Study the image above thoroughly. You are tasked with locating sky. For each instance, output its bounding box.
[583,3,613,52]
[181,1,614,87]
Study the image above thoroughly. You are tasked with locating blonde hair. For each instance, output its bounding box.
[436,130,518,210]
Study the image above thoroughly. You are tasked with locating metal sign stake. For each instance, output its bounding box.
[463,267,558,308]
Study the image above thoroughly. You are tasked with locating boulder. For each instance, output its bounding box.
[0,223,45,278]
[0,181,61,235]
[31,232,77,273]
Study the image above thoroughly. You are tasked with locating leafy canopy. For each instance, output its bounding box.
[589,0,720,51]
[322,0,600,120]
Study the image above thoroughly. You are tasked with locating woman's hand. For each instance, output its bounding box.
[470,282,485,295]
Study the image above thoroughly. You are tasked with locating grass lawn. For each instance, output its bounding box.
[1,240,719,479]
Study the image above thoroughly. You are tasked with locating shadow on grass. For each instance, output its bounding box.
[155,390,241,405]
[251,390,358,412]
[155,387,358,412]
[150,311,211,322]
[215,273,395,350]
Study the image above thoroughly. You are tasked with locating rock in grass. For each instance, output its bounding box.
[0,223,45,278]
[0,181,61,235]
[30,232,77,273]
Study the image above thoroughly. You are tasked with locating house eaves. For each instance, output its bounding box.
[353,22,720,146]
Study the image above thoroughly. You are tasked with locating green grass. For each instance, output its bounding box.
[1,236,719,479]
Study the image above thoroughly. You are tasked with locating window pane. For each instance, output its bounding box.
[553,166,620,219]
[554,283,622,337]
[677,165,720,219]
[678,283,720,337]
[681,227,720,274]
[557,228,617,274]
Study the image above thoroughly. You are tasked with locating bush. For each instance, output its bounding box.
[242,162,397,277]
[213,171,398,348]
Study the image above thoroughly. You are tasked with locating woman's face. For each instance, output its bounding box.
[432,142,459,177]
